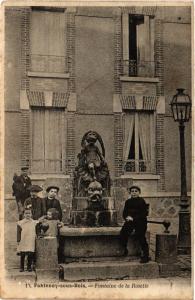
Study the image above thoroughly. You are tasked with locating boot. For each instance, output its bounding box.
[122,247,128,256]
[20,253,25,272]
[140,256,150,264]
[27,254,33,272]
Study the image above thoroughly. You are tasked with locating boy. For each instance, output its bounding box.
[12,167,32,220]
[24,185,45,220]
[120,185,150,263]
[17,208,39,272]
[43,186,62,221]
[37,208,64,263]
[38,208,63,237]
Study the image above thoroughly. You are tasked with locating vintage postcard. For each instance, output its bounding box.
[0,0,194,299]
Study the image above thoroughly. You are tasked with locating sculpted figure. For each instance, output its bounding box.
[73,131,111,196]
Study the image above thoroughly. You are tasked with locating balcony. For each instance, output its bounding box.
[122,60,155,78]
[124,159,155,173]
[30,54,66,73]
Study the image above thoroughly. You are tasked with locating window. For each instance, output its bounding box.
[31,108,65,173]
[122,14,155,77]
[30,10,65,73]
[124,111,156,173]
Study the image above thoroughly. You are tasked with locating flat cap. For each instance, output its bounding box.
[128,185,141,193]
[21,166,29,171]
[46,186,60,193]
[28,185,43,192]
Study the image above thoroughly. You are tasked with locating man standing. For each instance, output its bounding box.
[12,167,32,220]
[43,186,62,221]
[24,185,46,220]
[119,185,150,263]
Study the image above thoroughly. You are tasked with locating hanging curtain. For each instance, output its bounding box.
[138,113,151,170]
[32,109,45,172]
[136,21,145,64]
[124,113,135,161]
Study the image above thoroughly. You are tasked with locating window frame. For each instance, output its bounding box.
[30,107,66,174]
[123,110,156,174]
[122,13,155,77]
[29,9,66,74]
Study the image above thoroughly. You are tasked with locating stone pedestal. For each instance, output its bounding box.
[155,234,179,277]
[71,209,117,227]
[71,197,117,227]
[155,234,177,263]
[36,237,58,269]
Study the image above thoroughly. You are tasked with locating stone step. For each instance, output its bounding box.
[61,260,159,281]
[64,255,139,263]
[5,269,36,284]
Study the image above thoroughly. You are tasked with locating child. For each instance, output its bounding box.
[38,208,63,238]
[119,185,150,263]
[24,185,45,220]
[43,186,62,221]
[17,208,39,272]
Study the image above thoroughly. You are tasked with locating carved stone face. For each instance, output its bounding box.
[87,180,103,201]
[86,131,97,144]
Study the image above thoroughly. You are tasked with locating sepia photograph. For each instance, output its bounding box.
[1,1,193,299]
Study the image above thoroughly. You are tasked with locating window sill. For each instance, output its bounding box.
[30,174,71,180]
[120,76,159,83]
[27,71,70,79]
[121,174,160,180]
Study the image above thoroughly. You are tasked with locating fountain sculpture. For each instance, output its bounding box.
[71,131,117,227]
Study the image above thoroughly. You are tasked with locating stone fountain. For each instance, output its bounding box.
[59,131,159,280]
[71,130,117,227]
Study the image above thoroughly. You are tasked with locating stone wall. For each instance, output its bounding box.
[75,15,114,114]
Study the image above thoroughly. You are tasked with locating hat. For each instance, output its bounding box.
[21,166,29,171]
[128,185,141,193]
[28,185,43,192]
[46,186,60,193]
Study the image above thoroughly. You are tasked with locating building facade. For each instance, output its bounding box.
[5,6,191,223]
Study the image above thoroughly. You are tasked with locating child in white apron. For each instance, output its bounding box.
[17,208,39,271]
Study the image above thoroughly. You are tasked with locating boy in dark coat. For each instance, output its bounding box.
[43,186,62,221]
[24,185,46,220]
[12,167,32,220]
[120,185,150,263]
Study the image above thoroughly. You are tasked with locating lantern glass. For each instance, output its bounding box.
[170,89,191,122]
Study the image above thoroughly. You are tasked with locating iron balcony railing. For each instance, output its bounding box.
[123,59,155,78]
[124,159,155,173]
[30,54,66,73]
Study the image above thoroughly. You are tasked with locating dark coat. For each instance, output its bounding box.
[122,197,148,221]
[43,197,62,221]
[24,197,46,220]
[12,175,31,203]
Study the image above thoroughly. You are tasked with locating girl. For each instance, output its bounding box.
[17,208,38,272]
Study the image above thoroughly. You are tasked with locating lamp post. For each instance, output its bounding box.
[170,88,191,254]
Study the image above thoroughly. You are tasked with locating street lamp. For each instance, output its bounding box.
[170,88,191,254]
